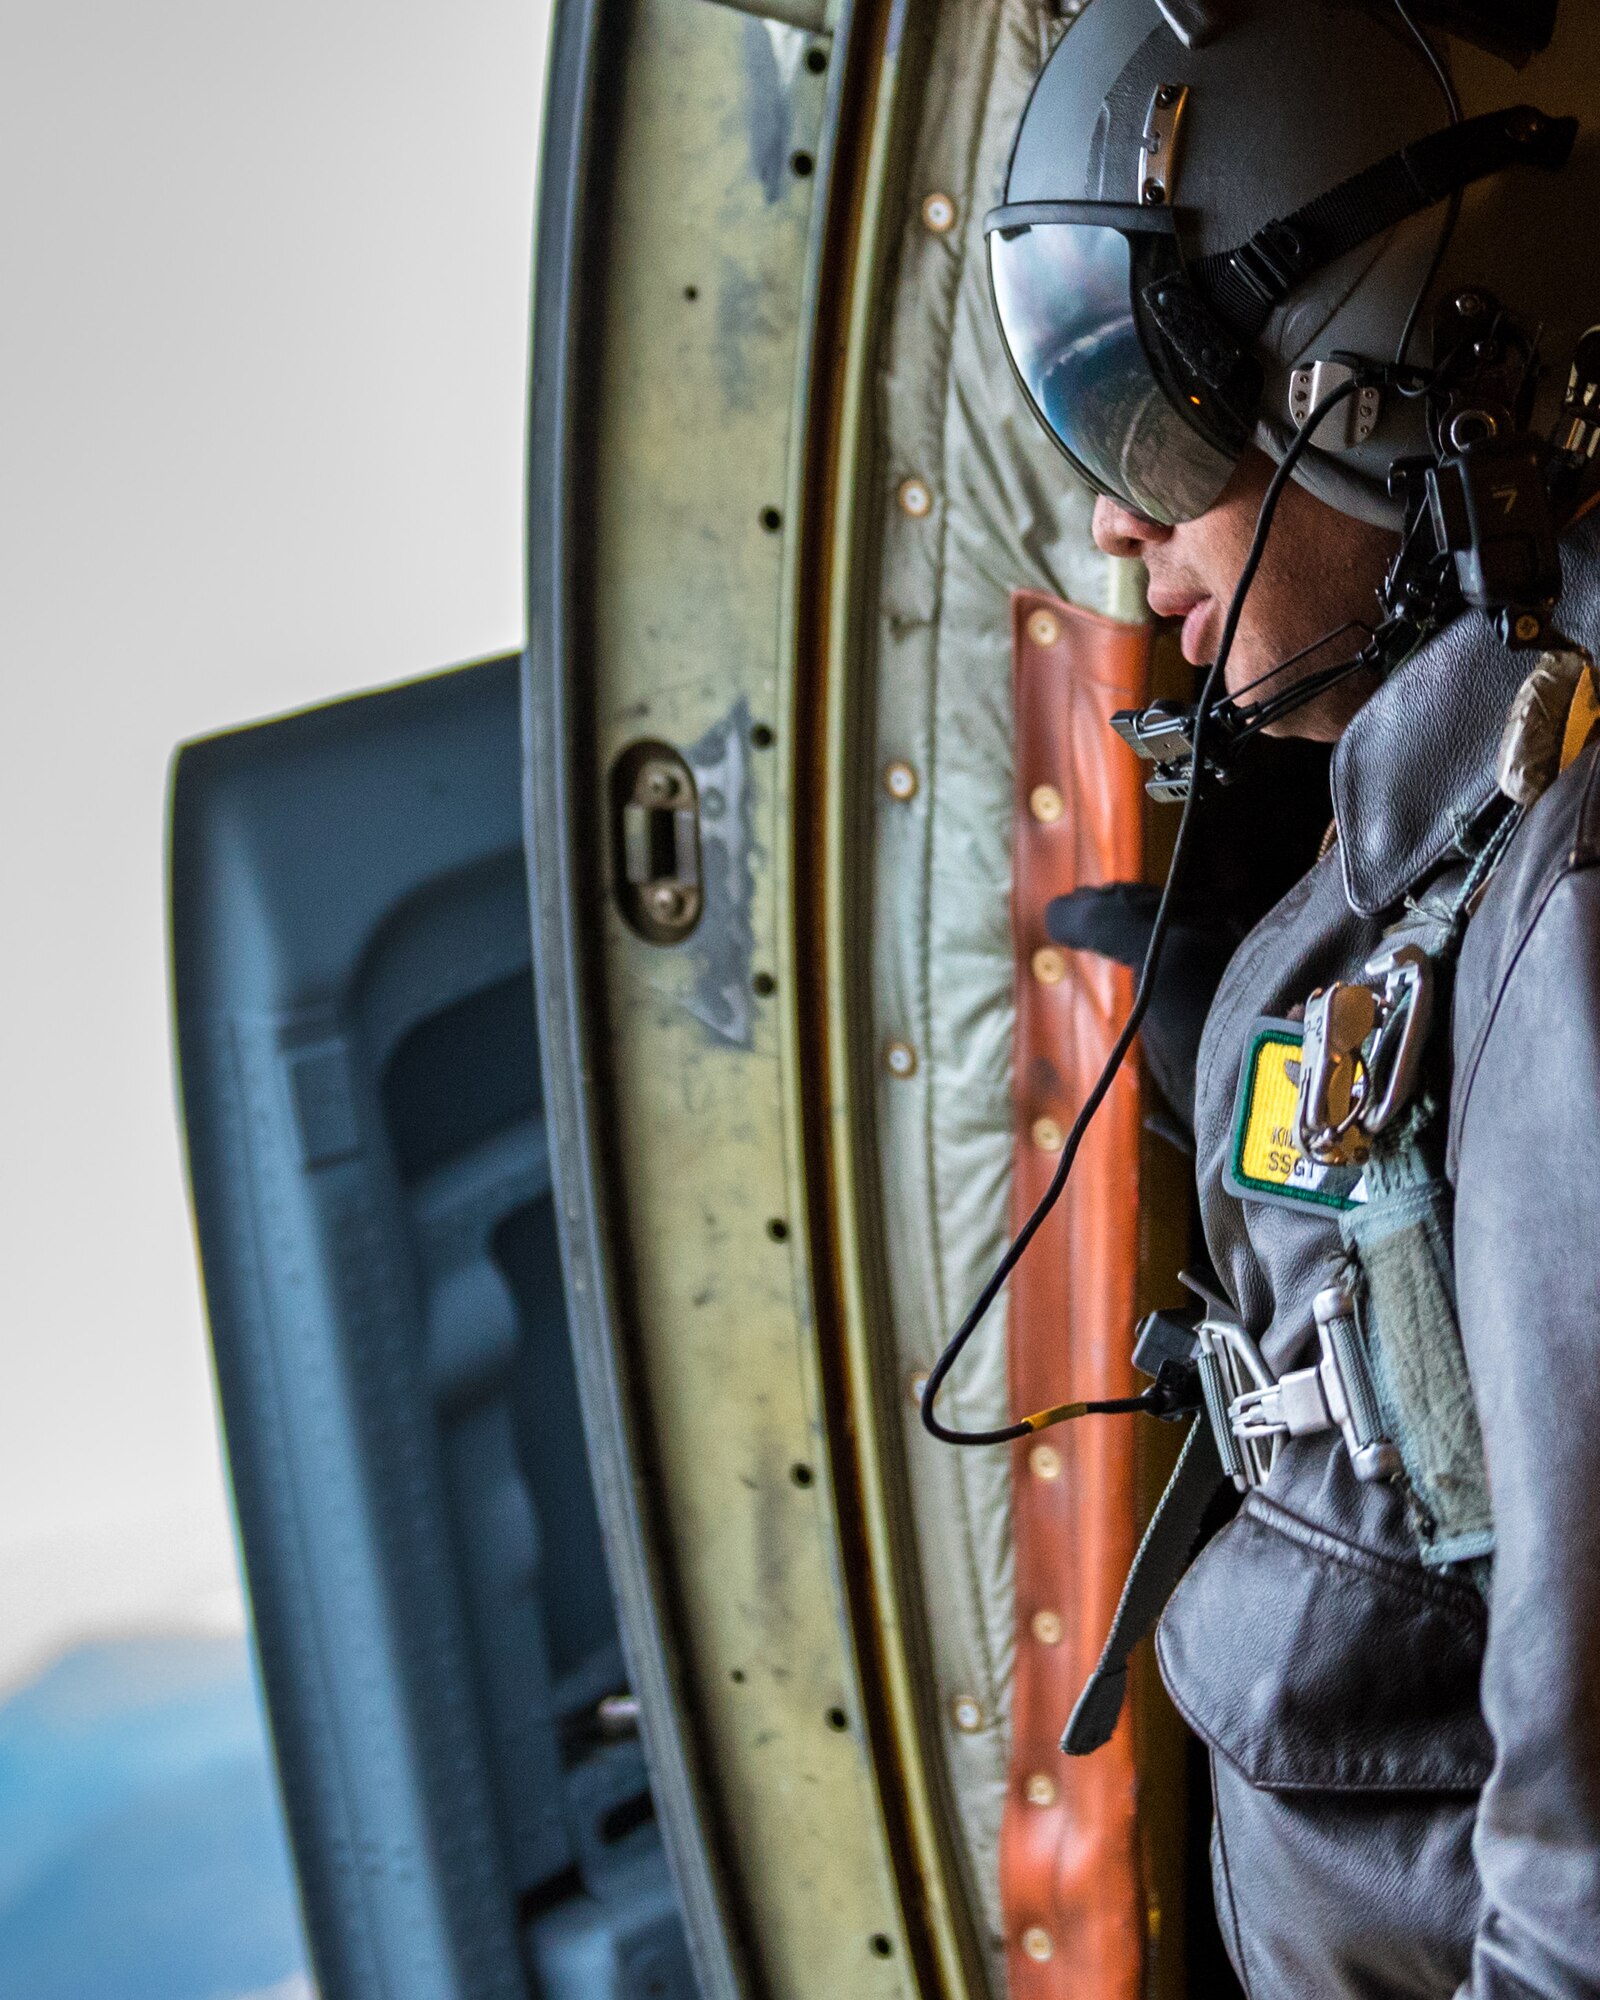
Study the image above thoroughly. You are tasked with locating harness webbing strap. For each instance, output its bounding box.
[1061,1419,1226,1756]
[1198,105,1576,339]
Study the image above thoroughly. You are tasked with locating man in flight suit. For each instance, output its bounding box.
[978,2,1600,1993]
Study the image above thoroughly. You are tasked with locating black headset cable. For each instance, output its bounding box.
[1393,0,1465,368]
[921,374,1370,1446]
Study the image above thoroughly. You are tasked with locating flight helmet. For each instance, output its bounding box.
[988,0,1600,527]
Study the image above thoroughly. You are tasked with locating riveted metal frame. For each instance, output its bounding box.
[790,0,996,1991]
[790,0,1001,1987]
[524,0,986,1993]
[524,0,749,1989]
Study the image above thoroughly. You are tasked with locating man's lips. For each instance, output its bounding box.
[1147,591,1215,666]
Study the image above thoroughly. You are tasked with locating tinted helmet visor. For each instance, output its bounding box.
[985,202,1250,527]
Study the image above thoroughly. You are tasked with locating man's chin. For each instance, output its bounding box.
[1220,650,1275,710]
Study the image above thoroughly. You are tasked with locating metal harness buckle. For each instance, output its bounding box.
[1197,1285,1402,1494]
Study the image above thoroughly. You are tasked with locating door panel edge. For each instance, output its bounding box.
[523,2,750,1993]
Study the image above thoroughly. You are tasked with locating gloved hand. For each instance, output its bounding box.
[1043,734,1334,1147]
[1046,882,1240,1149]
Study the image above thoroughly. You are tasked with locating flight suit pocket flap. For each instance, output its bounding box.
[1155,1493,1491,1794]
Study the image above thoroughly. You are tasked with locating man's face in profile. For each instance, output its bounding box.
[1092,449,1401,743]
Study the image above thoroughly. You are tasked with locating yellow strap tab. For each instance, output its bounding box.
[1561,661,1600,773]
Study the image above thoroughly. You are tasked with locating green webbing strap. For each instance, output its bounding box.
[1341,1135,1496,1577]
[1061,1419,1226,1756]
[1333,810,1523,1585]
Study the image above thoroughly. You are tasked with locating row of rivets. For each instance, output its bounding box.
[892,196,956,584]
[1021,1310,1061,1967]
[1025,758,1066,1963]
[1023,1372,1066,1949]
[889,1048,1070,1121]
[883,248,942,854]
[1025,599,1076,1978]
[892,1048,1080,1096]
[912,155,1066,1945]
[894,380,1066,1877]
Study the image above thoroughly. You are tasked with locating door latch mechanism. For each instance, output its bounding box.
[615,745,702,942]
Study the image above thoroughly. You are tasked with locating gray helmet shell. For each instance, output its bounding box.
[1004,0,1600,525]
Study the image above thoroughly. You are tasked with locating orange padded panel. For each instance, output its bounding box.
[1002,591,1151,1997]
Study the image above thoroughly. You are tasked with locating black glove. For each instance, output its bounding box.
[1044,734,1334,1146]
[1046,882,1241,1151]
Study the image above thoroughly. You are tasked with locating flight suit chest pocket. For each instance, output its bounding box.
[1155,1492,1492,1794]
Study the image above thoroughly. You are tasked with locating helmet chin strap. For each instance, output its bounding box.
[1195,104,1575,345]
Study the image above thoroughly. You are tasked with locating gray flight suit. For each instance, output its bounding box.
[1155,512,1600,1999]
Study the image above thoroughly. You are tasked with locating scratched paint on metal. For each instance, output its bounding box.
[683,698,757,1051]
[585,1,913,1994]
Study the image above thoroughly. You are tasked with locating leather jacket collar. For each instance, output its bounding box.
[1331,512,1600,919]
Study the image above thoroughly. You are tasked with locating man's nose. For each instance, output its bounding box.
[1092,494,1171,559]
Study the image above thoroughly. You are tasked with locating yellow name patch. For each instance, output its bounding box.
[1224,1020,1367,1213]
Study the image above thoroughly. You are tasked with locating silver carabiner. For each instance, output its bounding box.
[1357,942,1434,1138]
[1296,942,1435,1164]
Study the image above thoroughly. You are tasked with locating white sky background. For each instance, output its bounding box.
[0,0,548,1690]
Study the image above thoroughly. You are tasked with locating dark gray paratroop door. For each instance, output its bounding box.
[169,656,696,2000]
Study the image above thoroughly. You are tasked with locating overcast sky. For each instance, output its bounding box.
[0,0,549,1687]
